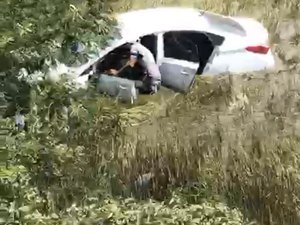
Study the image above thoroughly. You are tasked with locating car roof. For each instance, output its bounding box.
[116,7,247,40]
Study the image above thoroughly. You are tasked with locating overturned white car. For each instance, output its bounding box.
[68,7,275,101]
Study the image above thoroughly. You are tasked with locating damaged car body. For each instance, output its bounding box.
[71,7,275,102]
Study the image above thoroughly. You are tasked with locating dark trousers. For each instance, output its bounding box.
[135,77,160,94]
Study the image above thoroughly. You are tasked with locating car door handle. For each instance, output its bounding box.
[181,70,189,75]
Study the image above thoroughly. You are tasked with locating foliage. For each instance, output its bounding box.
[1,170,246,225]
[0,0,118,119]
[0,0,117,72]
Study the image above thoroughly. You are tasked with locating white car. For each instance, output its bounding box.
[71,7,275,94]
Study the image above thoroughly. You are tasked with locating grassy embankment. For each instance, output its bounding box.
[109,0,300,224]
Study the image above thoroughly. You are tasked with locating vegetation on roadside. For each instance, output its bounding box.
[1,0,300,224]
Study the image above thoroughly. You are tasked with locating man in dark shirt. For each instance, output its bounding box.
[118,50,146,81]
[108,49,158,94]
[108,50,145,80]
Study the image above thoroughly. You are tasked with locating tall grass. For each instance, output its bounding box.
[106,0,300,224]
[110,71,300,225]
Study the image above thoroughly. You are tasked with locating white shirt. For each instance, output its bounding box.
[131,42,161,80]
[130,42,156,65]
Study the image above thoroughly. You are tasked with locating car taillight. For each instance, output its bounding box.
[245,45,270,54]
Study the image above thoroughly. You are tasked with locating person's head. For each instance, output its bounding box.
[129,49,139,63]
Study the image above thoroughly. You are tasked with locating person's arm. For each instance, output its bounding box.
[107,69,118,75]
[107,61,130,76]
[133,59,147,81]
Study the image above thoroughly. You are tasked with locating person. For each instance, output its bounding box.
[108,42,161,94]
[108,49,144,80]
[131,41,161,93]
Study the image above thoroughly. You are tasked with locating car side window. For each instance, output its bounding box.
[163,31,199,62]
[140,34,157,61]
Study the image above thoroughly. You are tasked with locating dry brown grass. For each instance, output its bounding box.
[115,72,300,225]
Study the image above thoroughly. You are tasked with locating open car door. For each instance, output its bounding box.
[157,32,199,93]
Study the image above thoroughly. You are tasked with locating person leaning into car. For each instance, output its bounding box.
[107,42,161,94]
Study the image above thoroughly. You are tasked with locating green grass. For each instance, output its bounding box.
[0,119,8,167]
